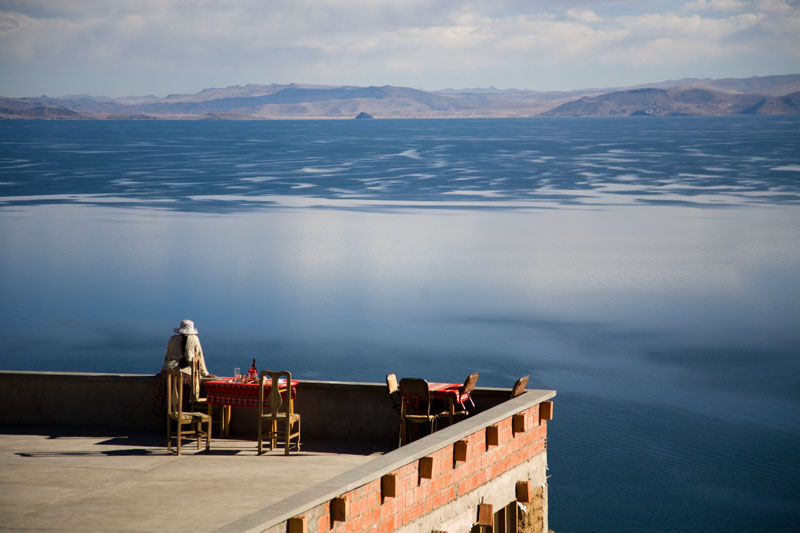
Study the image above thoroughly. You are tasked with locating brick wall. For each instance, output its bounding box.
[285,401,551,533]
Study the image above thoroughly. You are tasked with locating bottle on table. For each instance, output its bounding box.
[248,358,257,381]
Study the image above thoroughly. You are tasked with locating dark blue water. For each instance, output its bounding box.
[1,118,799,531]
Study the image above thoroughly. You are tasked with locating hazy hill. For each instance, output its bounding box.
[643,74,800,96]
[1,74,798,119]
[540,87,800,116]
[0,104,96,119]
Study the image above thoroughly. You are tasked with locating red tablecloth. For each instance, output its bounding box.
[428,382,468,402]
[401,382,469,408]
[205,378,298,408]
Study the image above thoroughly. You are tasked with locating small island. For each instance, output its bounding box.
[354,111,374,119]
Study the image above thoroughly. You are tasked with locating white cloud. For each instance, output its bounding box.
[685,0,746,11]
[0,0,799,95]
[0,15,19,30]
[566,8,601,22]
[756,0,795,11]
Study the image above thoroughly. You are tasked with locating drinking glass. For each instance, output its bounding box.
[234,367,241,381]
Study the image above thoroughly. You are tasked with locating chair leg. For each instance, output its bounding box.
[257,417,263,455]
[284,420,289,456]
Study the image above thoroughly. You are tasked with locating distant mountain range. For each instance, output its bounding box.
[2,74,799,120]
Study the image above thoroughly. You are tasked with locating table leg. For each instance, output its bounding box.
[449,397,455,425]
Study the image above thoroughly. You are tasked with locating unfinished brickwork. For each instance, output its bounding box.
[284,402,550,533]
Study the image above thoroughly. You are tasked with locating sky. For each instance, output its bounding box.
[0,0,799,98]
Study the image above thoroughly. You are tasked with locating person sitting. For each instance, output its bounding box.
[152,319,216,415]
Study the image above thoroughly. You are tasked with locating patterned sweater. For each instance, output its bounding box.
[161,334,212,377]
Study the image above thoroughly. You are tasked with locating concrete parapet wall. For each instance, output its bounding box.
[0,371,160,431]
[0,371,509,445]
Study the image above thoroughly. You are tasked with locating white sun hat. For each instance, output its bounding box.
[174,319,198,336]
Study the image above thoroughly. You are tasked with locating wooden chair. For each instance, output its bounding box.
[510,375,530,398]
[451,372,479,420]
[257,370,301,455]
[398,378,444,445]
[386,373,402,415]
[386,373,402,448]
[166,368,212,455]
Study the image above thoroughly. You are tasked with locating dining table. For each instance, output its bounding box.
[402,381,470,424]
[203,377,298,437]
[430,382,472,422]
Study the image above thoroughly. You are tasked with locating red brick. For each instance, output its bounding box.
[355,496,365,517]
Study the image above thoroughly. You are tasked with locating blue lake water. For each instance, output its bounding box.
[1,117,799,531]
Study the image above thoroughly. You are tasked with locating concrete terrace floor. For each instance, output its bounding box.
[0,428,383,532]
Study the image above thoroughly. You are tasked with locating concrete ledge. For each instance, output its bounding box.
[220,389,556,532]
[0,371,511,445]
[0,371,160,431]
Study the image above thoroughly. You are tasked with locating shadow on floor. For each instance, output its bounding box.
[4,426,392,457]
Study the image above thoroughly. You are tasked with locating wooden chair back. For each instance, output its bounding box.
[166,368,184,418]
[386,373,398,394]
[258,370,293,418]
[461,372,479,396]
[398,378,431,416]
[510,375,530,398]
[190,357,203,404]
[386,373,402,414]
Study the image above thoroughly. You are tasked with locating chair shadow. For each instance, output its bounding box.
[17,449,158,457]
[5,426,393,457]
[6,425,178,457]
